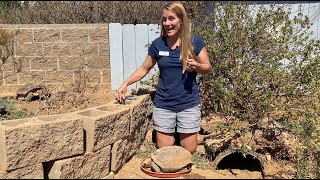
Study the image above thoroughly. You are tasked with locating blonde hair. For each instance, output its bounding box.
[161,1,197,73]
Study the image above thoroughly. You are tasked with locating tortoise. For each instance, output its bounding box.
[150,145,192,173]
[16,83,51,102]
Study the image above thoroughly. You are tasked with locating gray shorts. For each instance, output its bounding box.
[152,104,201,134]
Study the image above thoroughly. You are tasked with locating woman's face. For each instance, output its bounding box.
[162,9,181,38]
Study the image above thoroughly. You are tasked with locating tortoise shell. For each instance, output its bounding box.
[16,84,44,96]
[151,146,192,173]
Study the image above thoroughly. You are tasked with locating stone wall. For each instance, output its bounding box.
[0,24,111,94]
[0,94,153,179]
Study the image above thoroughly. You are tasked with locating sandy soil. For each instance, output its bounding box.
[113,128,296,179]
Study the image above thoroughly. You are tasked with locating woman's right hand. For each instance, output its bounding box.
[114,83,128,104]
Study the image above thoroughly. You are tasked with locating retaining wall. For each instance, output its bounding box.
[0,93,153,179]
[0,23,111,94]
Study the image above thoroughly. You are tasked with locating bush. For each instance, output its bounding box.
[192,2,320,178]
[0,1,169,24]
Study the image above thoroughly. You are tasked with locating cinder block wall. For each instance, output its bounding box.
[0,24,111,94]
[0,94,153,179]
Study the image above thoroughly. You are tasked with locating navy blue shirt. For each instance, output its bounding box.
[148,34,205,111]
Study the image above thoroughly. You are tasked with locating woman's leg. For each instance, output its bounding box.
[155,131,175,148]
[179,132,198,153]
[176,104,201,154]
[152,105,177,148]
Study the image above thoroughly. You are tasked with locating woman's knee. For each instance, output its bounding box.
[179,133,198,153]
[156,131,175,148]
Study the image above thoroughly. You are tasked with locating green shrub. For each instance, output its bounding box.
[0,99,33,121]
[191,2,320,178]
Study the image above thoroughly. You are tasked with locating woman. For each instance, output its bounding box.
[115,1,211,153]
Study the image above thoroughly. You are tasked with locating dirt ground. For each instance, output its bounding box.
[6,88,296,179]
[112,128,296,179]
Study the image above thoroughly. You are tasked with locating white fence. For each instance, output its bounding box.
[109,2,320,91]
[109,23,160,91]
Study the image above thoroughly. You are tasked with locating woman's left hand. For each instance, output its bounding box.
[186,58,200,72]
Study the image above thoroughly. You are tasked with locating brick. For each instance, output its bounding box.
[0,164,43,179]
[98,42,109,56]
[72,106,130,152]
[48,145,111,179]
[61,28,89,43]
[90,27,108,42]
[70,43,98,57]
[58,57,86,71]
[34,29,61,42]
[127,94,153,133]
[111,139,133,172]
[16,42,43,56]
[31,57,58,71]
[101,70,111,84]
[2,57,31,71]
[43,43,71,56]
[15,29,33,43]
[0,115,83,170]
[3,71,18,84]
[84,70,101,84]
[45,70,74,84]
[17,70,45,84]
[86,56,110,70]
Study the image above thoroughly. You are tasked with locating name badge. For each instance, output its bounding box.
[159,51,169,56]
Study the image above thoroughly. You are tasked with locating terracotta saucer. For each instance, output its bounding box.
[140,157,192,178]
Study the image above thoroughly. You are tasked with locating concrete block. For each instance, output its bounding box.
[72,106,130,152]
[33,29,61,43]
[42,43,71,56]
[61,28,89,43]
[0,114,83,170]
[48,145,111,179]
[111,139,133,172]
[127,94,153,133]
[0,164,43,179]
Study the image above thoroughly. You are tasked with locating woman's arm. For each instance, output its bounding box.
[115,55,157,102]
[187,47,212,74]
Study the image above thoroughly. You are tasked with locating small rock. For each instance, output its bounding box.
[265,153,272,161]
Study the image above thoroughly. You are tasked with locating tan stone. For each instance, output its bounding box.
[111,139,133,172]
[45,70,74,84]
[58,57,86,71]
[16,42,43,56]
[48,145,111,179]
[85,70,102,84]
[86,56,110,70]
[3,57,31,71]
[127,94,153,133]
[15,29,33,43]
[98,42,109,56]
[0,115,83,170]
[0,164,43,179]
[101,70,111,84]
[72,105,131,152]
[31,57,58,71]
[61,29,89,43]
[70,43,98,57]
[43,43,71,56]
[90,27,108,42]
[3,71,18,85]
[34,29,61,43]
[17,70,46,84]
